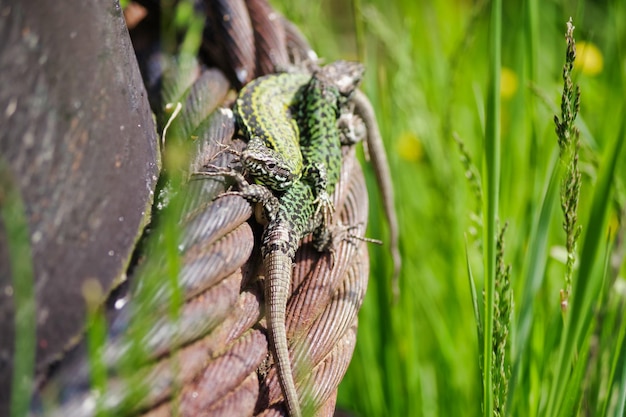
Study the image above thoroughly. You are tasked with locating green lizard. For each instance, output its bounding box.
[234,72,309,191]
[235,62,364,219]
[262,61,363,417]
[207,61,363,416]
[297,62,365,246]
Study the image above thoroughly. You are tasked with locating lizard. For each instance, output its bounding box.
[233,61,365,214]
[264,61,364,417]
[277,16,401,295]
[234,71,309,191]
[204,61,364,416]
[297,62,365,242]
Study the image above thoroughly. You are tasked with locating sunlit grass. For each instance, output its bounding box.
[274,0,626,416]
[1,160,36,417]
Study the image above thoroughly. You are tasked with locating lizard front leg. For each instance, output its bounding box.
[193,166,280,224]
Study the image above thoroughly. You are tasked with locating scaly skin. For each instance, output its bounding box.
[298,61,364,246]
[204,60,398,416]
[222,62,364,417]
[205,170,319,417]
[260,62,363,417]
[261,180,318,417]
[235,72,309,191]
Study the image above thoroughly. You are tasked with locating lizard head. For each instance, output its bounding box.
[241,137,298,191]
[315,61,365,99]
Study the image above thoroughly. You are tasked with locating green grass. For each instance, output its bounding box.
[273,0,626,416]
[1,158,36,417]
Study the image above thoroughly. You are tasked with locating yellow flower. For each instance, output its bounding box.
[608,209,620,239]
[500,67,518,100]
[575,41,603,76]
[397,131,423,162]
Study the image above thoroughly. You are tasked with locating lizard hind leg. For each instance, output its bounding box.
[338,107,367,146]
[313,221,383,269]
[302,162,336,232]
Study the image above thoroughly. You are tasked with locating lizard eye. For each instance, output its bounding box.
[267,162,276,169]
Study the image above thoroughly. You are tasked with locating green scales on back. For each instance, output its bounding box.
[225,61,364,417]
[235,72,310,191]
[201,61,394,417]
[298,62,365,243]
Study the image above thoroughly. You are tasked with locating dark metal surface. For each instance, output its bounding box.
[203,0,256,87]
[0,0,159,412]
[245,0,290,75]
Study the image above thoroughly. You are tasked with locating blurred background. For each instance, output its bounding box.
[267,0,626,416]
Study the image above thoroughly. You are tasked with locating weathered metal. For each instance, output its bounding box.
[0,1,159,413]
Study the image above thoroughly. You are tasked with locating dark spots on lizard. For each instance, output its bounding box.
[231,61,364,417]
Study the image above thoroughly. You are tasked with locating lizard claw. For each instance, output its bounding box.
[313,222,381,270]
[214,139,238,151]
[338,109,367,146]
[210,139,242,159]
[327,246,337,270]
[193,165,249,189]
[313,192,335,229]
[333,222,383,247]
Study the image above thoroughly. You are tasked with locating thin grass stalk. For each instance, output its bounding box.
[482,0,501,415]
[84,282,108,417]
[545,105,626,417]
[554,19,582,311]
[614,340,626,416]
[467,238,483,346]
[351,0,366,62]
[509,151,560,411]
[588,237,614,416]
[466,236,485,411]
[493,225,512,417]
[1,161,36,417]
[524,0,540,178]
[600,297,626,416]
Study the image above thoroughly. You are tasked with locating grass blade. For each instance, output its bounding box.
[482,0,501,415]
[0,159,36,417]
[508,151,560,408]
[545,108,626,416]
[466,237,483,346]
[613,340,626,417]
[600,296,626,416]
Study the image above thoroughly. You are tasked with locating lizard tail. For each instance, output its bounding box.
[264,251,302,417]
[353,89,402,301]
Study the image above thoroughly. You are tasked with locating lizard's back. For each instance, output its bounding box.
[235,73,310,182]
